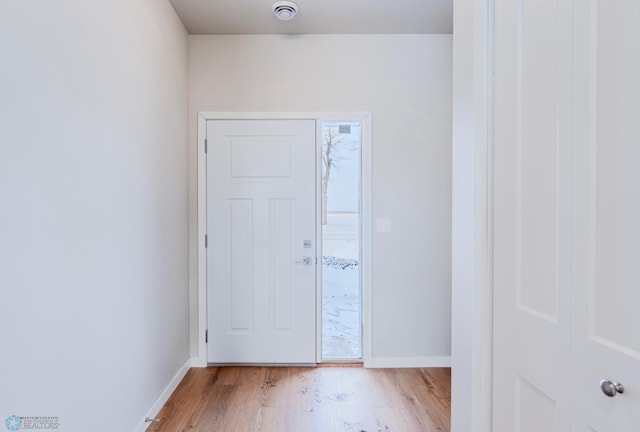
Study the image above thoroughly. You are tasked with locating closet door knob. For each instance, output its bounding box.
[600,379,624,397]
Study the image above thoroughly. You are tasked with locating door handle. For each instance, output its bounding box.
[295,257,312,265]
[600,379,624,397]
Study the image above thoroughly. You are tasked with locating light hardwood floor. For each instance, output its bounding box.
[147,366,450,432]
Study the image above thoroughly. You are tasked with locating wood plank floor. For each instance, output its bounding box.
[147,366,450,432]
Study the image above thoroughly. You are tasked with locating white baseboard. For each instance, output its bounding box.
[132,358,191,432]
[365,356,451,368]
[190,355,208,368]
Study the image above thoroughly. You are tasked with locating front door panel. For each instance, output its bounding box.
[207,119,316,364]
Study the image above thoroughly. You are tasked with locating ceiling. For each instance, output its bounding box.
[169,0,453,35]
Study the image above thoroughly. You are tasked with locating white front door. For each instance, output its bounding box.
[206,119,317,364]
[493,0,640,430]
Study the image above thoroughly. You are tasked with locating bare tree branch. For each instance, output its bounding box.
[321,126,353,225]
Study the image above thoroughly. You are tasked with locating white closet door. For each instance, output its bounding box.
[572,2,640,430]
[493,0,574,430]
[494,1,640,430]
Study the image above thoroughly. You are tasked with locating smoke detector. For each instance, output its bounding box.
[272,1,299,21]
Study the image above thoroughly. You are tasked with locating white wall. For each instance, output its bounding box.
[189,34,452,364]
[0,1,189,431]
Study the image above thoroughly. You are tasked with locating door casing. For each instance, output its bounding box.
[194,112,372,367]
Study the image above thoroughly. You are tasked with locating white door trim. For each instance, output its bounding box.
[194,111,372,368]
[451,0,493,431]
